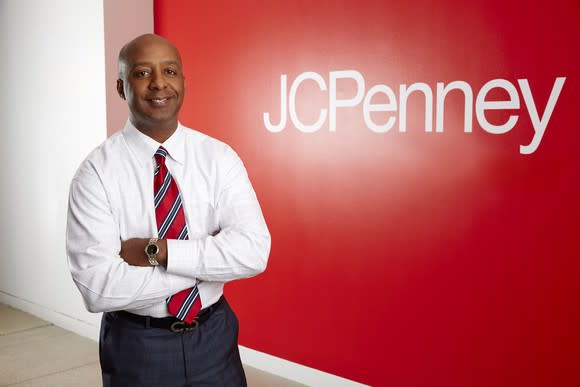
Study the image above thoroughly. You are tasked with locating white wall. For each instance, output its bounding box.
[0,0,107,338]
[0,0,151,341]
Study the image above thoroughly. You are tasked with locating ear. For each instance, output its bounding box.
[116,79,125,100]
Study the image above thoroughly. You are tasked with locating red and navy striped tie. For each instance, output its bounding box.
[154,146,201,323]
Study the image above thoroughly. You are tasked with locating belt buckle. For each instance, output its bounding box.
[170,319,199,333]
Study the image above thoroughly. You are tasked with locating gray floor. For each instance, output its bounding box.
[0,304,304,387]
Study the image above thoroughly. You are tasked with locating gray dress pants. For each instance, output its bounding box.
[99,297,247,387]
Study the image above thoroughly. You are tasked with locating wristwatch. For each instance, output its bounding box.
[145,238,160,266]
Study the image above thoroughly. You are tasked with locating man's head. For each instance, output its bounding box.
[117,34,185,134]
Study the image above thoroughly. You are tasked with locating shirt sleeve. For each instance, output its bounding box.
[166,146,271,282]
[66,160,197,313]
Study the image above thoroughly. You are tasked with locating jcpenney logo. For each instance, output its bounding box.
[263,70,566,154]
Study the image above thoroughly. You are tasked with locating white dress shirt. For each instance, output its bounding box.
[66,121,270,317]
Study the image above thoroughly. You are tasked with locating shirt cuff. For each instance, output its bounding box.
[166,239,198,278]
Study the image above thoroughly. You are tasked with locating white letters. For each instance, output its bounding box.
[399,83,433,133]
[436,81,473,133]
[329,70,365,132]
[263,74,288,133]
[289,72,328,133]
[518,77,566,155]
[262,71,566,154]
[476,79,520,134]
[363,84,397,133]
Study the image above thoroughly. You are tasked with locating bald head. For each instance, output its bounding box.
[116,33,186,139]
[118,34,182,80]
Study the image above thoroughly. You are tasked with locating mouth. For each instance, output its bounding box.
[146,96,174,106]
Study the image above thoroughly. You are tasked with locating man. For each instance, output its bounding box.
[66,33,270,386]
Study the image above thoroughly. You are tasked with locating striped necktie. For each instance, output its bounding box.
[154,146,201,323]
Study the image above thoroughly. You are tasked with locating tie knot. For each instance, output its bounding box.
[154,146,168,165]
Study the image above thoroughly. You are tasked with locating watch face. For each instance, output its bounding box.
[146,244,159,255]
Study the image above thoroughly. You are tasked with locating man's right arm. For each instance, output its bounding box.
[66,161,196,313]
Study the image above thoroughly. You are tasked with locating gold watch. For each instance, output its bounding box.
[145,238,160,266]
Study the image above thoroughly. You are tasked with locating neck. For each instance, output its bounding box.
[132,119,178,143]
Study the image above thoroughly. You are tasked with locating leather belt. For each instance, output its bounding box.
[114,296,224,333]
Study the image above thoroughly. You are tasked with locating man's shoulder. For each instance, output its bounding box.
[73,131,129,179]
[180,125,236,157]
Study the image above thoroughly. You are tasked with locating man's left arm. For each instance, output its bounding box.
[170,147,270,281]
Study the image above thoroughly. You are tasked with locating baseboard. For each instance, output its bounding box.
[0,291,100,341]
[0,291,367,386]
[239,346,368,386]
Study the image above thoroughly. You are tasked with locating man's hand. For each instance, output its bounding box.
[120,238,168,268]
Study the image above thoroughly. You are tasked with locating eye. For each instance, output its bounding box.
[135,70,150,78]
[165,68,178,76]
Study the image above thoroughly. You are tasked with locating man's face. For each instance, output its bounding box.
[118,38,185,132]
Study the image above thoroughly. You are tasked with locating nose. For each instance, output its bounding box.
[149,68,167,90]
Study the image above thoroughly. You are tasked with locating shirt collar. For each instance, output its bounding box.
[122,120,186,166]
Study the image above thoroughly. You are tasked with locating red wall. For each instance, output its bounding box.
[154,1,579,386]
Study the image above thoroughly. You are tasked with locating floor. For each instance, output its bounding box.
[0,304,304,387]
